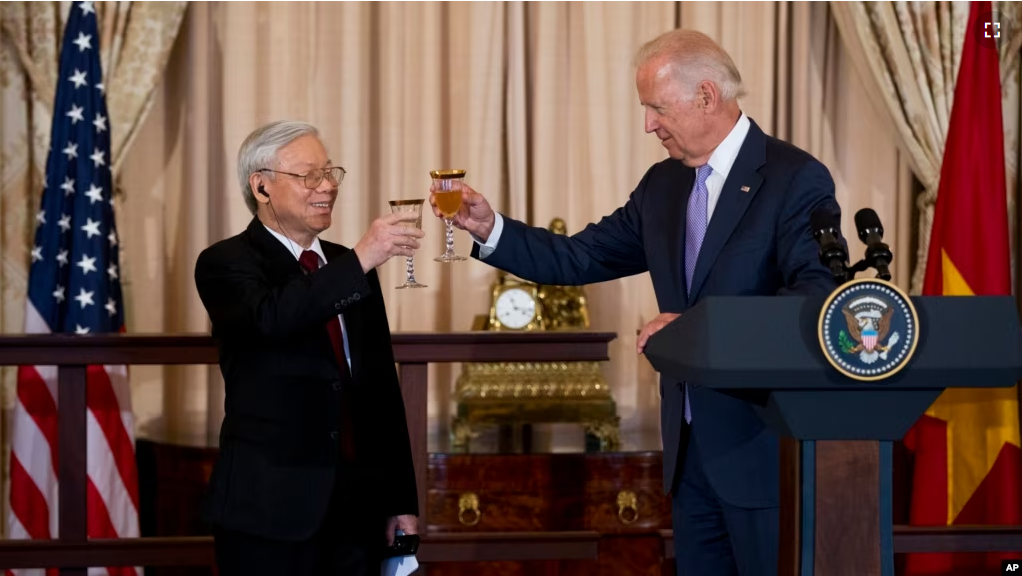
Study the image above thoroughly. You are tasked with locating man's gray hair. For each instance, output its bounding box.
[237,120,320,215]
[634,29,746,102]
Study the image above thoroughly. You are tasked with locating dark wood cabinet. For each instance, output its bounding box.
[424,452,670,574]
[427,453,669,533]
[136,440,672,575]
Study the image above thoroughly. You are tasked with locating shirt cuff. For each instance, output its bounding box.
[472,213,504,259]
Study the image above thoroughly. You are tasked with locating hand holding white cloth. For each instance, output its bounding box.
[381,530,418,576]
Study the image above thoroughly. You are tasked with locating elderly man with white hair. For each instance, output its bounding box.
[195,120,422,576]
[430,29,844,575]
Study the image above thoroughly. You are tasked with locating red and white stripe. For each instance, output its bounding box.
[6,303,141,576]
[863,334,877,351]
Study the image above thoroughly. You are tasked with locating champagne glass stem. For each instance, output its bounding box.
[445,218,455,257]
[406,255,417,284]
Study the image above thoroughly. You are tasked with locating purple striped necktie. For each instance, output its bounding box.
[685,164,713,294]
[683,164,712,423]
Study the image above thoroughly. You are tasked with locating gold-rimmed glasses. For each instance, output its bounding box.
[259,167,346,189]
[389,199,427,289]
[431,169,468,262]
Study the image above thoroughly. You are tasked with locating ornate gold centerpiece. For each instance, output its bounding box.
[451,218,620,452]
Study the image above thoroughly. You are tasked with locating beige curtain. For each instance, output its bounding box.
[0,0,186,530]
[832,1,1022,294]
[112,1,913,455]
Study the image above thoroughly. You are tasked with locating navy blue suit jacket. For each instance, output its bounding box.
[471,119,840,508]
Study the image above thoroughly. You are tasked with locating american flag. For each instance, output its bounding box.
[6,3,140,575]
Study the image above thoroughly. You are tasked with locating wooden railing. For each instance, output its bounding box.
[0,332,614,574]
[1,332,1020,575]
[660,525,1022,557]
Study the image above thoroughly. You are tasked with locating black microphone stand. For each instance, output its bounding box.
[837,254,892,284]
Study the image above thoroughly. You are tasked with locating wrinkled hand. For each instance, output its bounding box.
[385,514,418,547]
[637,313,681,354]
[353,212,425,273]
[428,181,496,242]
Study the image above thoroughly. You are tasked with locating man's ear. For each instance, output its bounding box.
[249,173,270,204]
[695,81,714,110]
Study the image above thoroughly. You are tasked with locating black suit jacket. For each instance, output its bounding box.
[472,119,841,508]
[194,218,418,541]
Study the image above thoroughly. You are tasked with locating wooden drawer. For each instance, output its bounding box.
[428,453,563,531]
[584,453,671,533]
[428,489,552,532]
[583,484,669,533]
[426,452,671,534]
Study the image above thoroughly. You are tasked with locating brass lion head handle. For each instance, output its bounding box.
[617,490,638,525]
[458,492,481,527]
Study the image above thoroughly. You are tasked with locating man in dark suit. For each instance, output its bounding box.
[195,120,424,576]
[429,30,841,575]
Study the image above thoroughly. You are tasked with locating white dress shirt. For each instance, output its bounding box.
[263,225,352,370]
[702,112,751,222]
[474,112,752,257]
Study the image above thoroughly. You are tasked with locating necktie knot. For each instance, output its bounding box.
[696,164,713,186]
[299,250,319,273]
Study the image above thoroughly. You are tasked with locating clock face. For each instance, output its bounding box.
[495,288,536,329]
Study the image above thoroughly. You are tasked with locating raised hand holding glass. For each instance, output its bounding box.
[431,169,468,263]
[389,199,427,289]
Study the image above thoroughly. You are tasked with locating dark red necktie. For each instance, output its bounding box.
[298,250,357,462]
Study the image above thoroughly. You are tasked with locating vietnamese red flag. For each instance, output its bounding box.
[902,2,1021,574]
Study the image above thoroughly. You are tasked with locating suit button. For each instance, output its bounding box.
[330,431,339,440]
[335,302,342,310]
[353,293,360,301]
[332,381,342,391]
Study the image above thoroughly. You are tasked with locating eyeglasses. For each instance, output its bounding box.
[259,166,346,189]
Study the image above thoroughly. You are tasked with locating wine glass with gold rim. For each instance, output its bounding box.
[431,169,468,262]
[389,199,427,289]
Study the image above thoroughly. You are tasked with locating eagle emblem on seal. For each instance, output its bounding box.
[838,296,901,365]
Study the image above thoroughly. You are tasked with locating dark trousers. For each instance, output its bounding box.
[214,464,383,576]
[672,434,779,576]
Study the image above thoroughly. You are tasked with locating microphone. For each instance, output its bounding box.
[810,206,849,284]
[854,208,893,281]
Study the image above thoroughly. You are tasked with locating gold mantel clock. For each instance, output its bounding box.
[453,218,619,453]
[488,275,544,331]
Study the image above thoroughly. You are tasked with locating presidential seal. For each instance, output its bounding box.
[818,278,919,381]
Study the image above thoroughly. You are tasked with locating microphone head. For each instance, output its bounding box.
[811,207,840,239]
[854,208,883,240]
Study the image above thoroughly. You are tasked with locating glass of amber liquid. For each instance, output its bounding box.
[431,169,468,262]
[389,199,427,288]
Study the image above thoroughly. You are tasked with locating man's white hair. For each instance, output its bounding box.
[634,29,746,102]
[236,120,320,215]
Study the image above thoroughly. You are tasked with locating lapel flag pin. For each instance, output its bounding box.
[740,185,750,192]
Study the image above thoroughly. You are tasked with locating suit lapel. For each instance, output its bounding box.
[687,122,767,303]
[322,241,363,378]
[246,217,304,281]
[246,219,354,378]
